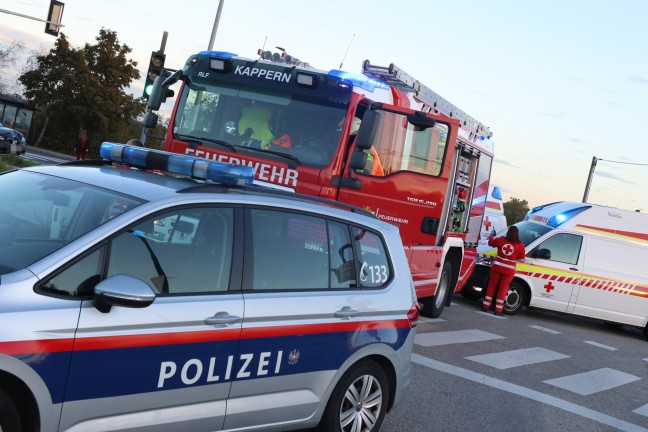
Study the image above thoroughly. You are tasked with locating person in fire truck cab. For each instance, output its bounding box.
[349,117,384,176]
[238,101,275,147]
[481,225,526,316]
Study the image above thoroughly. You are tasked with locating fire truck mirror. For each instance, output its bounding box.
[407,113,436,130]
[355,110,380,151]
[349,151,368,171]
[144,111,159,129]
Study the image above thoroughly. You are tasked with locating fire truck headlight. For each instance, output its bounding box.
[210,59,226,71]
[296,73,316,87]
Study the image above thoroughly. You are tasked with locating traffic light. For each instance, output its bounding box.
[143,51,165,99]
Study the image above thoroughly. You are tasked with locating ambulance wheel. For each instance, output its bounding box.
[0,388,21,432]
[504,280,526,315]
[318,360,388,432]
[420,261,452,318]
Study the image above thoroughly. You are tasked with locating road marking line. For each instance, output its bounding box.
[634,404,648,417]
[529,325,561,334]
[466,347,569,370]
[477,311,507,319]
[644,358,648,362]
[418,317,445,323]
[584,341,618,351]
[544,368,640,396]
[415,329,504,347]
[411,354,648,432]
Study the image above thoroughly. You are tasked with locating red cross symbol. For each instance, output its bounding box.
[502,243,514,256]
[483,216,492,232]
[544,281,555,293]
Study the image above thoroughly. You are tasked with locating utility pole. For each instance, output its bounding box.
[208,0,225,50]
[582,156,598,203]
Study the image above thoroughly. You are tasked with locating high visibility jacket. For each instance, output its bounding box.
[488,236,525,275]
[238,105,274,144]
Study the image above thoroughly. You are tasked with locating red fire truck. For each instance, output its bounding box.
[146,49,495,318]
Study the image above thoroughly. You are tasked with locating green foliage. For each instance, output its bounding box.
[18,29,147,156]
[0,155,38,172]
[0,40,24,94]
[503,197,529,224]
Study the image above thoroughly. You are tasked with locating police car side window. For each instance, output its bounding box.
[108,208,234,294]
[250,209,328,290]
[352,227,391,288]
[533,233,583,265]
[40,248,104,297]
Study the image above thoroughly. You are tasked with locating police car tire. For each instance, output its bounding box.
[0,388,21,432]
[504,280,526,315]
[318,360,388,432]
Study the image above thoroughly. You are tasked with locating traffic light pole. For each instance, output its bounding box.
[140,31,169,145]
[208,0,225,50]
[582,156,598,203]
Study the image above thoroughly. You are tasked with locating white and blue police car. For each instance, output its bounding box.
[0,143,419,432]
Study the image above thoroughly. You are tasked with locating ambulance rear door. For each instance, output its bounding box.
[525,232,585,313]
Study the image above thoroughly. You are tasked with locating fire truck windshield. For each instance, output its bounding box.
[172,77,349,167]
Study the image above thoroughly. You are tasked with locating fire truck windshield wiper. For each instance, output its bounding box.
[244,146,301,168]
[176,134,237,153]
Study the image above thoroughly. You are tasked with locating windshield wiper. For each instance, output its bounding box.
[244,147,301,168]
[175,134,237,153]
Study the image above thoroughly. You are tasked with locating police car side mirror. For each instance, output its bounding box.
[94,274,156,313]
[532,248,551,260]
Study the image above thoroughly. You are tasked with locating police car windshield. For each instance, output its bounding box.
[0,170,144,276]
[173,78,347,167]
[500,221,553,247]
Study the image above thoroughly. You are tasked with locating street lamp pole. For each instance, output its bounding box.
[208,0,225,51]
[582,156,598,203]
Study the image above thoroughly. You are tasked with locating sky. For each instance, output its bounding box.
[1,0,647,212]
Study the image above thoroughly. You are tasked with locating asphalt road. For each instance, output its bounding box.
[22,146,75,164]
[381,294,648,432]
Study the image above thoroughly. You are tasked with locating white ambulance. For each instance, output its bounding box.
[478,184,508,244]
[478,201,648,339]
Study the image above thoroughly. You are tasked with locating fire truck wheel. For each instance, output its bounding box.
[643,323,648,341]
[420,261,452,318]
[0,388,21,432]
[317,360,388,432]
[504,280,527,315]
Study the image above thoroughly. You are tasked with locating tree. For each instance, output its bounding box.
[0,40,24,94]
[19,29,146,154]
[503,197,529,224]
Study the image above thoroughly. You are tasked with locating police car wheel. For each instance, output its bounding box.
[319,360,388,432]
[0,388,21,432]
[504,280,526,315]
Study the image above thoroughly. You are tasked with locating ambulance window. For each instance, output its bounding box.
[249,209,329,290]
[352,227,391,288]
[532,233,582,265]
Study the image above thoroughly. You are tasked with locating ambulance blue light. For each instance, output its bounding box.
[99,142,254,186]
[198,51,237,59]
[327,70,389,92]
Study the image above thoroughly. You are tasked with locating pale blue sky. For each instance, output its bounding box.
[2,0,647,211]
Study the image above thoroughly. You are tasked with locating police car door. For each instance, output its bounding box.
[223,208,367,429]
[525,232,585,312]
[58,207,243,432]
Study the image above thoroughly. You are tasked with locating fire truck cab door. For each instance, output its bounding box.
[336,105,450,247]
[525,232,585,313]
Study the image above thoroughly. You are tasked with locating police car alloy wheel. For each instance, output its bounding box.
[319,360,388,432]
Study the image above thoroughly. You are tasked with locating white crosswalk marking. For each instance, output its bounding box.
[466,347,569,370]
[415,329,504,347]
[584,341,618,351]
[544,368,641,396]
[529,325,561,334]
[418,316,445,324]
[633,403,648,417]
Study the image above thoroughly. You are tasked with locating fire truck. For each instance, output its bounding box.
[145,49,495,318]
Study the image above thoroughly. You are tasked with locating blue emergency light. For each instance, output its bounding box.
[99,142,254,186]
[327,70,389,92]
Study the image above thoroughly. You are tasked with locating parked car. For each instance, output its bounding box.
[0,121,27,155]
[0,143,418,432]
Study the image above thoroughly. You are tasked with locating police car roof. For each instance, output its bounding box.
[23,162,389,229]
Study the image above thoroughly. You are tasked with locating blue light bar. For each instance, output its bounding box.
[100,142,254,186]
[198,50,237,58]
[327,70,389,92]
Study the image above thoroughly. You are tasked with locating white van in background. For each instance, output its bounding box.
[471,201,648,339]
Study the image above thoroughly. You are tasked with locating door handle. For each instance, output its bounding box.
[569,267,579,271]
[334,306,360,319]
[204,312,241,326]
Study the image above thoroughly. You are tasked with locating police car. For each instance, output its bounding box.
[0,143,418,432]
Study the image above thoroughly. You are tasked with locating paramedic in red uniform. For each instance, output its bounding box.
[482,225,526,316]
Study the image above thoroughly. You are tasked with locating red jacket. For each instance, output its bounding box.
[488,236,526,275]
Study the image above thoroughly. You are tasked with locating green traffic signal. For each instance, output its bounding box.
[145,84,154,97]
[143,50,165,99]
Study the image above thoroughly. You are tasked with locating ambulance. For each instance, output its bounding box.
[474,201,648,339]
[477,184,507,243]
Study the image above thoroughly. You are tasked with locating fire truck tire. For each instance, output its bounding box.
[420,261,452,318]
[504,280,527,315]
[317,360,388,432]
[0,388,21,432]
[643,323,648,341]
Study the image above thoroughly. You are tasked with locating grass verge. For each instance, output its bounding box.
[0,154,39,172]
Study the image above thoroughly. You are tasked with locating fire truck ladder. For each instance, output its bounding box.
[362,60,491,139]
